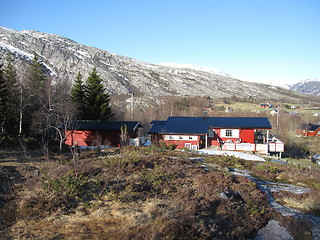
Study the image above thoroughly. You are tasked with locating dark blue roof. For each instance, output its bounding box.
[149,117,271,134]
[150,120,166,126]
[66,120,144,131]
[310,125,320,131]
[301,124,320,131]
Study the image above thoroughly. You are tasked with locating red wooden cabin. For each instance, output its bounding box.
[65,120,144,147]
[296,123,320,137]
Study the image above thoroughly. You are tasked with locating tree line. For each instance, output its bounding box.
[0,54,113,151]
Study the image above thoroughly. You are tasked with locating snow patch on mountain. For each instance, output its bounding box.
[0,42,33,60]
[157,63,231,77]
[301,78,320,84]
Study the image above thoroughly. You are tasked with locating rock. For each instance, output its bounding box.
[219,189,243,201]
[253,220,293,240]
[219,192,228,200]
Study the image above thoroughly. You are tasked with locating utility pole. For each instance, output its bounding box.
[131,92,134,121]
[276,105,280,128]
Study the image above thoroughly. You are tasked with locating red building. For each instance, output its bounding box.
[259,103,272,108]
[150,117,283,154]
[65,120,144,147]
[296,123,320,136]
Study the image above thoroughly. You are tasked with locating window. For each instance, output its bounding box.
[185,143,191,150]
[208,129,215,137]
[225,129,233,137]
[168,135,173,140]
[221,129,239,138]
[179,136,183,139]
[189,136,193,139]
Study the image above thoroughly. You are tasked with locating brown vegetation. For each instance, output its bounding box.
[0,147,275,240]
[1,146,320,239]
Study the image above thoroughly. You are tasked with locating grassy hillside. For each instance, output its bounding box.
[0,147,319,239]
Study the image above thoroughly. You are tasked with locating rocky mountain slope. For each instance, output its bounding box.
[289,78,320,96]
[0,26,306,100]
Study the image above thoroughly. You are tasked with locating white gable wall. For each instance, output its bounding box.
[220,129,240,138]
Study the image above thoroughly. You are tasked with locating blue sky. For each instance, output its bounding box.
[1,0,319,85]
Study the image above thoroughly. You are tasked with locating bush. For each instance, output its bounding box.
[283,140,309,159]
[0,135,16,147]
[42,170,101,201]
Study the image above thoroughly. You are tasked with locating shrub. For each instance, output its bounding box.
[158,142,177,151]
[283,140,309,159]
[257,164,280,174]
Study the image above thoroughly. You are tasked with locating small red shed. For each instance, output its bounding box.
[65,120,144,147]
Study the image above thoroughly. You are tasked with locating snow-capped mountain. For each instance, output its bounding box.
[0,26,306,100]
[289,78,320,96]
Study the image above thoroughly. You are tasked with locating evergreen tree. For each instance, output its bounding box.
[84,68,113,120]
[24,55,46,102]
[70,72,86,119]
[0,56,20,136]
[22,54,47,137]
[0,62,9,133]
[70,68,113,121]
[4,57,19,135]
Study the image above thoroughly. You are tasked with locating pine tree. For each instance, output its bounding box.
[0,62,9,133]
[2,56,20,135]
[70,68,113,121]
[84,67,113,120]
[24,55,46,103]
[22,54,47,137]
[70,72,86,119]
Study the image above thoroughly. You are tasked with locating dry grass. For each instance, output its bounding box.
[273,190,320,216]
[1,146,319,239]
[278,215,313,240]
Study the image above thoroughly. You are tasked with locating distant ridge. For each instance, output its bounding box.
[289,78,320,96]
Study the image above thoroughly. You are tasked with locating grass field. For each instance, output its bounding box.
[215,101,320,116]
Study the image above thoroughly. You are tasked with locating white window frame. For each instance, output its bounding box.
[221,129,239,138]
[225,129,233,137]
